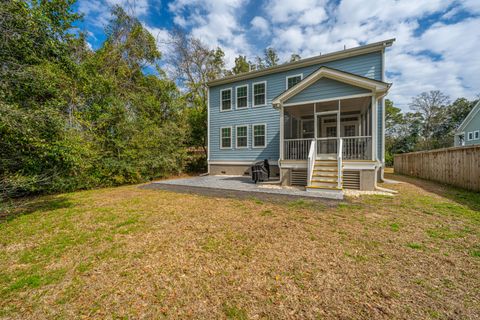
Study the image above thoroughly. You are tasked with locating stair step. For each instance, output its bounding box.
[312,179,338,183]
[313,174,338,177]
[307,185,342,190]
[313,168,337,172]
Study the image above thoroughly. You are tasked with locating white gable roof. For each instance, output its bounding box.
[272,66,391,107]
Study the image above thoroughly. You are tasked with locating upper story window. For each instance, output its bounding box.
[236,85,248,109]
[253,82,266,107]
[220,88,232,111]
[468,132,474,141]
[286,74,302,89]
[220,127,232,148]
[475,131,479,140]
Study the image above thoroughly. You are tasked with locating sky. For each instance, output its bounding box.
[76,0,480,109]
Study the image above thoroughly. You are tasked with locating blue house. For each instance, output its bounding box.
[454,100,480,146]
[207,39,394,194]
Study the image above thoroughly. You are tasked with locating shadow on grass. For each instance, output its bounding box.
[0,195,73,223]
[387,173,480,212]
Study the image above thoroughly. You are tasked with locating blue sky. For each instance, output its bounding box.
[76,0,480,109]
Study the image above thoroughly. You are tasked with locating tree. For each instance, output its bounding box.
[1,3,187,199]
[231,55,250,75]
[289,53,301,62]
[264,47,280,67]
[409,90,450,143]
[167,30,227,157]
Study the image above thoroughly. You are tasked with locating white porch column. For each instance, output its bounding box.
[371,95,377,161]
[280,104,284,160]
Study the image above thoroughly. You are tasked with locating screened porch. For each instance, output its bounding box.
[282,96,374,161]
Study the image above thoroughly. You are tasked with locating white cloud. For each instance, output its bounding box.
[79,0,480,107]
[168,0,252,68]
[251,16,269,36]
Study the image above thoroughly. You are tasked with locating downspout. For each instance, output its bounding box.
[381,48,386,182]
[278,102,284,183]
[207,86,210,175]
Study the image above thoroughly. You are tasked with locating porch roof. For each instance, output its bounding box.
[272,66,391,108]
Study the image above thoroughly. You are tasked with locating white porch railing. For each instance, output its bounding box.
[284,139,312,160]
[307,140,316,187]
[342,136,372,160]
[316,137,338,155]
[337,138,343,189]
[284,136,373,160]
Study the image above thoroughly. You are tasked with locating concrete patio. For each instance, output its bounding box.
[148,175,344,200]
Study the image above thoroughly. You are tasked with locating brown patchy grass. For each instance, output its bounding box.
[0,174,479,319]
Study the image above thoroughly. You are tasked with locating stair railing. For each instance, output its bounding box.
[337,138,343,189]
[307,139,316,187]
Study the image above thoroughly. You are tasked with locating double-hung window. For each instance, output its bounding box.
[236,126,248,148]
[236,85,248,109]
[220,89,232,111]
[468,132,474,141]
[252,124,266,148]
[253,82,266,107]
[220,127,232,149]
[475,131,479,140]
[286,74,302,89]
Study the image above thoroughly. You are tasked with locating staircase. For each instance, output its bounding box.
[309,159,341,190]
[305,139,344,199]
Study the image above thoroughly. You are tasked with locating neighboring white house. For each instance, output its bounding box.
[455,100,480,146]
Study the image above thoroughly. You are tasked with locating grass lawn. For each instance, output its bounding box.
[1,174,479,319]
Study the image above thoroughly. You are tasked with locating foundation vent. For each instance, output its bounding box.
[290,169,307,186]
[343,170,360,190]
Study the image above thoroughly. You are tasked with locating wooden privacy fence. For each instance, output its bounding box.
[394,145,480,192]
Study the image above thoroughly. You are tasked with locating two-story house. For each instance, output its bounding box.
[207,39,394,195]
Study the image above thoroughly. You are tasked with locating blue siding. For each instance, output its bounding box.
[209,51,383,162]
[285,78,369,104]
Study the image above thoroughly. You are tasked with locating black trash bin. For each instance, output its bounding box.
[251,159,270,183]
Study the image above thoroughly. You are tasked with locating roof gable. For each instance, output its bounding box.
[457,100,480,132]
[272,66,391,107]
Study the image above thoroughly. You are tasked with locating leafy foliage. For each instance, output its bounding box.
[385,93,478,166]
[0,2,187,199]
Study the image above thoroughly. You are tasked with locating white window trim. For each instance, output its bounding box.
[235,125,248,149]
[235,85,248,110]
[474,130,479,140]
[220,126,233,149]
[252,81,267,108]
[252,123,267,148]
[467,132,474,141]
[285,73,303,90]
[220,88,232,112]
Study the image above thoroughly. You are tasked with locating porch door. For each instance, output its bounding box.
[316,112,338,154]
